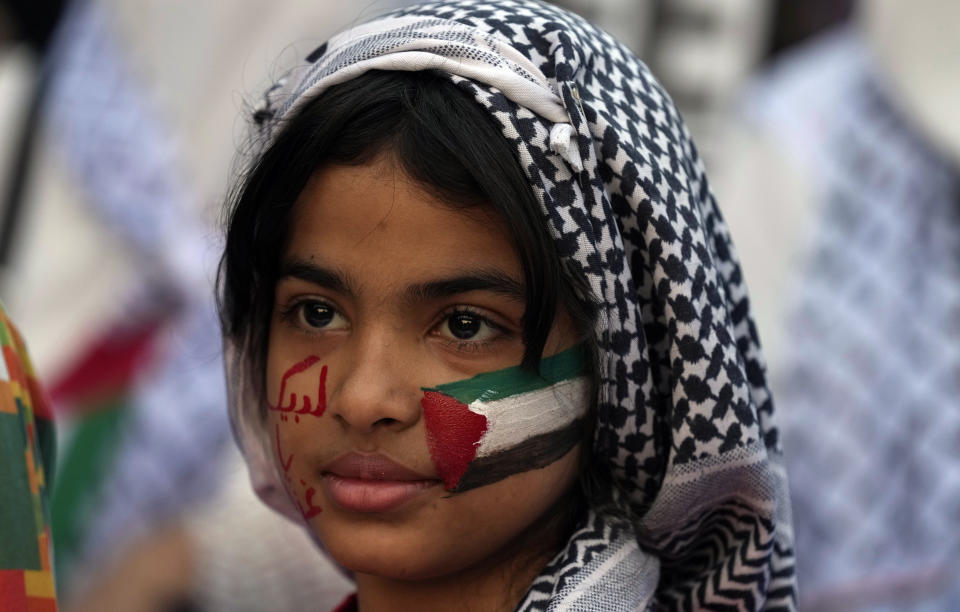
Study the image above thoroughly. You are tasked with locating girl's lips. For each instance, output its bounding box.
[324,474,438,513]
[321,452,440,513]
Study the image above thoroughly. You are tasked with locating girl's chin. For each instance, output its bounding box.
[326,543,454,581]
[315,521,479,581]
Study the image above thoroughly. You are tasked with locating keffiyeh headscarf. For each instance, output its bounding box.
[229,1,796,609]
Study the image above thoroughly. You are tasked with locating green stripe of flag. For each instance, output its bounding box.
[51,395,130,590]
[423,345,587,403]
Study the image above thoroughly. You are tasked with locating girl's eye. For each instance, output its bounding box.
[449,313,482,339]
[437,310,500,343]
[292,300,347,331]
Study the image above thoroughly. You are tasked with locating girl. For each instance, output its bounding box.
[219,1,796,610]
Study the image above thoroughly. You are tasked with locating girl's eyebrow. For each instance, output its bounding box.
[278,259,355,295]
[279,258,523,303]
[405,270,525,304]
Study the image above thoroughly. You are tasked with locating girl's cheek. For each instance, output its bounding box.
[267,355,328,418]
[422,347,589,493]
[422,390,488,490]
[274,421,324,522]
[269,355,330,522]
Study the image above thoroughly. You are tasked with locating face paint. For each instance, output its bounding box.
[297,487,323,521]
[272,358,327,519]
[420,391,488,490]
[275,422,294,473]
[275,422,322,520]
[421,346,589,492]
[268,355,328,418]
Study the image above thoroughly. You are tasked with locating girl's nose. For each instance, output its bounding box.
[328,331,421,433]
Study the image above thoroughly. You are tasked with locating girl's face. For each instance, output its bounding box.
[266,155,586,586]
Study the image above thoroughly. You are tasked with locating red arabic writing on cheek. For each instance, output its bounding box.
[268,356,328,418]
[275,406,323,520]
[421,391,488,491]
[297,488,323,520]
[275,422,294,473]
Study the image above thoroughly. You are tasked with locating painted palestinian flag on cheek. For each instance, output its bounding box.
[421,346,590,493]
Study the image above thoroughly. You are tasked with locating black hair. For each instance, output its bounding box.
[219,69,597,390]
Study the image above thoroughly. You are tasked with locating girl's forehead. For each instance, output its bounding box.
[283,159,522,293]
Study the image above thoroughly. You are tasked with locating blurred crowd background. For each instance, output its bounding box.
[0,1,956,610]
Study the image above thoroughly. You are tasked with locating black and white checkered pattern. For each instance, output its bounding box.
[236,1,796,608]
